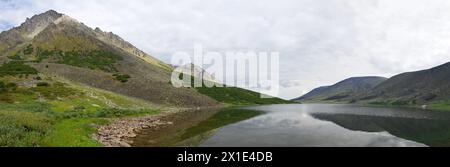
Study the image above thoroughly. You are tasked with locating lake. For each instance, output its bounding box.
[133,104,450,147]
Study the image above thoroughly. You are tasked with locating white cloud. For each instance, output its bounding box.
[0,0,449,99]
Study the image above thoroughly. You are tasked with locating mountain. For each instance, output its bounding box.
[294,86,330,101]
[0,10,218,107]
[295,62,450,108]
[0,10,289,147]
[294,76,387,102]
[361,62,450,105]
[0,10,288,107]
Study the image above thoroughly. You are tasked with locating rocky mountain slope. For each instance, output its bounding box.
[0,10,217,107]
[0,10,290,147]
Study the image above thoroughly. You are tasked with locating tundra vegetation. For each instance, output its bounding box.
[0,61,162,146]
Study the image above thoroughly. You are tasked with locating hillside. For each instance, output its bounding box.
[294,76,387,102]
[361,62,450,108]
[0,10,288,147]
[0,10,217,107]
[174,64,290,105]
[294,62,450,110]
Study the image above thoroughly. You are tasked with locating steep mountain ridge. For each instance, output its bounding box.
[0,10,169,69]
[0,10,218,107]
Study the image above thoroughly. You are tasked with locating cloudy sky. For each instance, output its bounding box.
[1,0,449,99]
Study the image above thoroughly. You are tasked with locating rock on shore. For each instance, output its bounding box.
[94,111,177,147]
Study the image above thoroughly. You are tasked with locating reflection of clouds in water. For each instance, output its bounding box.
[201,109,426,147]
[246,104,449,120]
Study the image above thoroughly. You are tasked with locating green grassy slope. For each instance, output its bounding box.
[430,100,450,111]
[196,86,289,105]
[0,62,164,146]
[177,75,290,105]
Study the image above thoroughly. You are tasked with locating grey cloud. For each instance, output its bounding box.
[1,0,449,99]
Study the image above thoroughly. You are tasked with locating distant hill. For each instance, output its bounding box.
[361,62,450,105]
[293,76,387,102]
[294,62,450,108]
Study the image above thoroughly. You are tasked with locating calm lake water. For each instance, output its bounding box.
[134,104,450,147]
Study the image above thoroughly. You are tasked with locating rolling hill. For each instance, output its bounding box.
[294,76,387,102]
[294,62,450,109]
[362,62,450,106]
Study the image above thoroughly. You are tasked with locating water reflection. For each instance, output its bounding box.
[312,113,450,147]
[135,104,450,147]
[201,106,426,147]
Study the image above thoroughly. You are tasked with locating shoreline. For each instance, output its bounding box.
[94,106,223,147]
[299,101,450,112]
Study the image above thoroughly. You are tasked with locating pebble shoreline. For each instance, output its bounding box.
[94,106,222,147]
[94,109,180,147]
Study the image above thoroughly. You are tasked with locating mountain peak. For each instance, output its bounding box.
[19,10,63,38]
[38,9,63,17]
[25,10,62,21]
[44,9,60,15]
[1,10,170,70]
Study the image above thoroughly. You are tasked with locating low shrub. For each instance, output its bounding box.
[0,61,38,76]
[113,74,131,83]
[0,111,52,147]
[0,81,18,93]
[37,49,122,72]
[37,82,49,87]
[23,44,34,55]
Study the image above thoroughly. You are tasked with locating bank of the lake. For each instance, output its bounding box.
[93,105,263,147]
[130,107,263,147]
[363,100,450,112]
[300,99,450,112]
[95,108,181,147]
